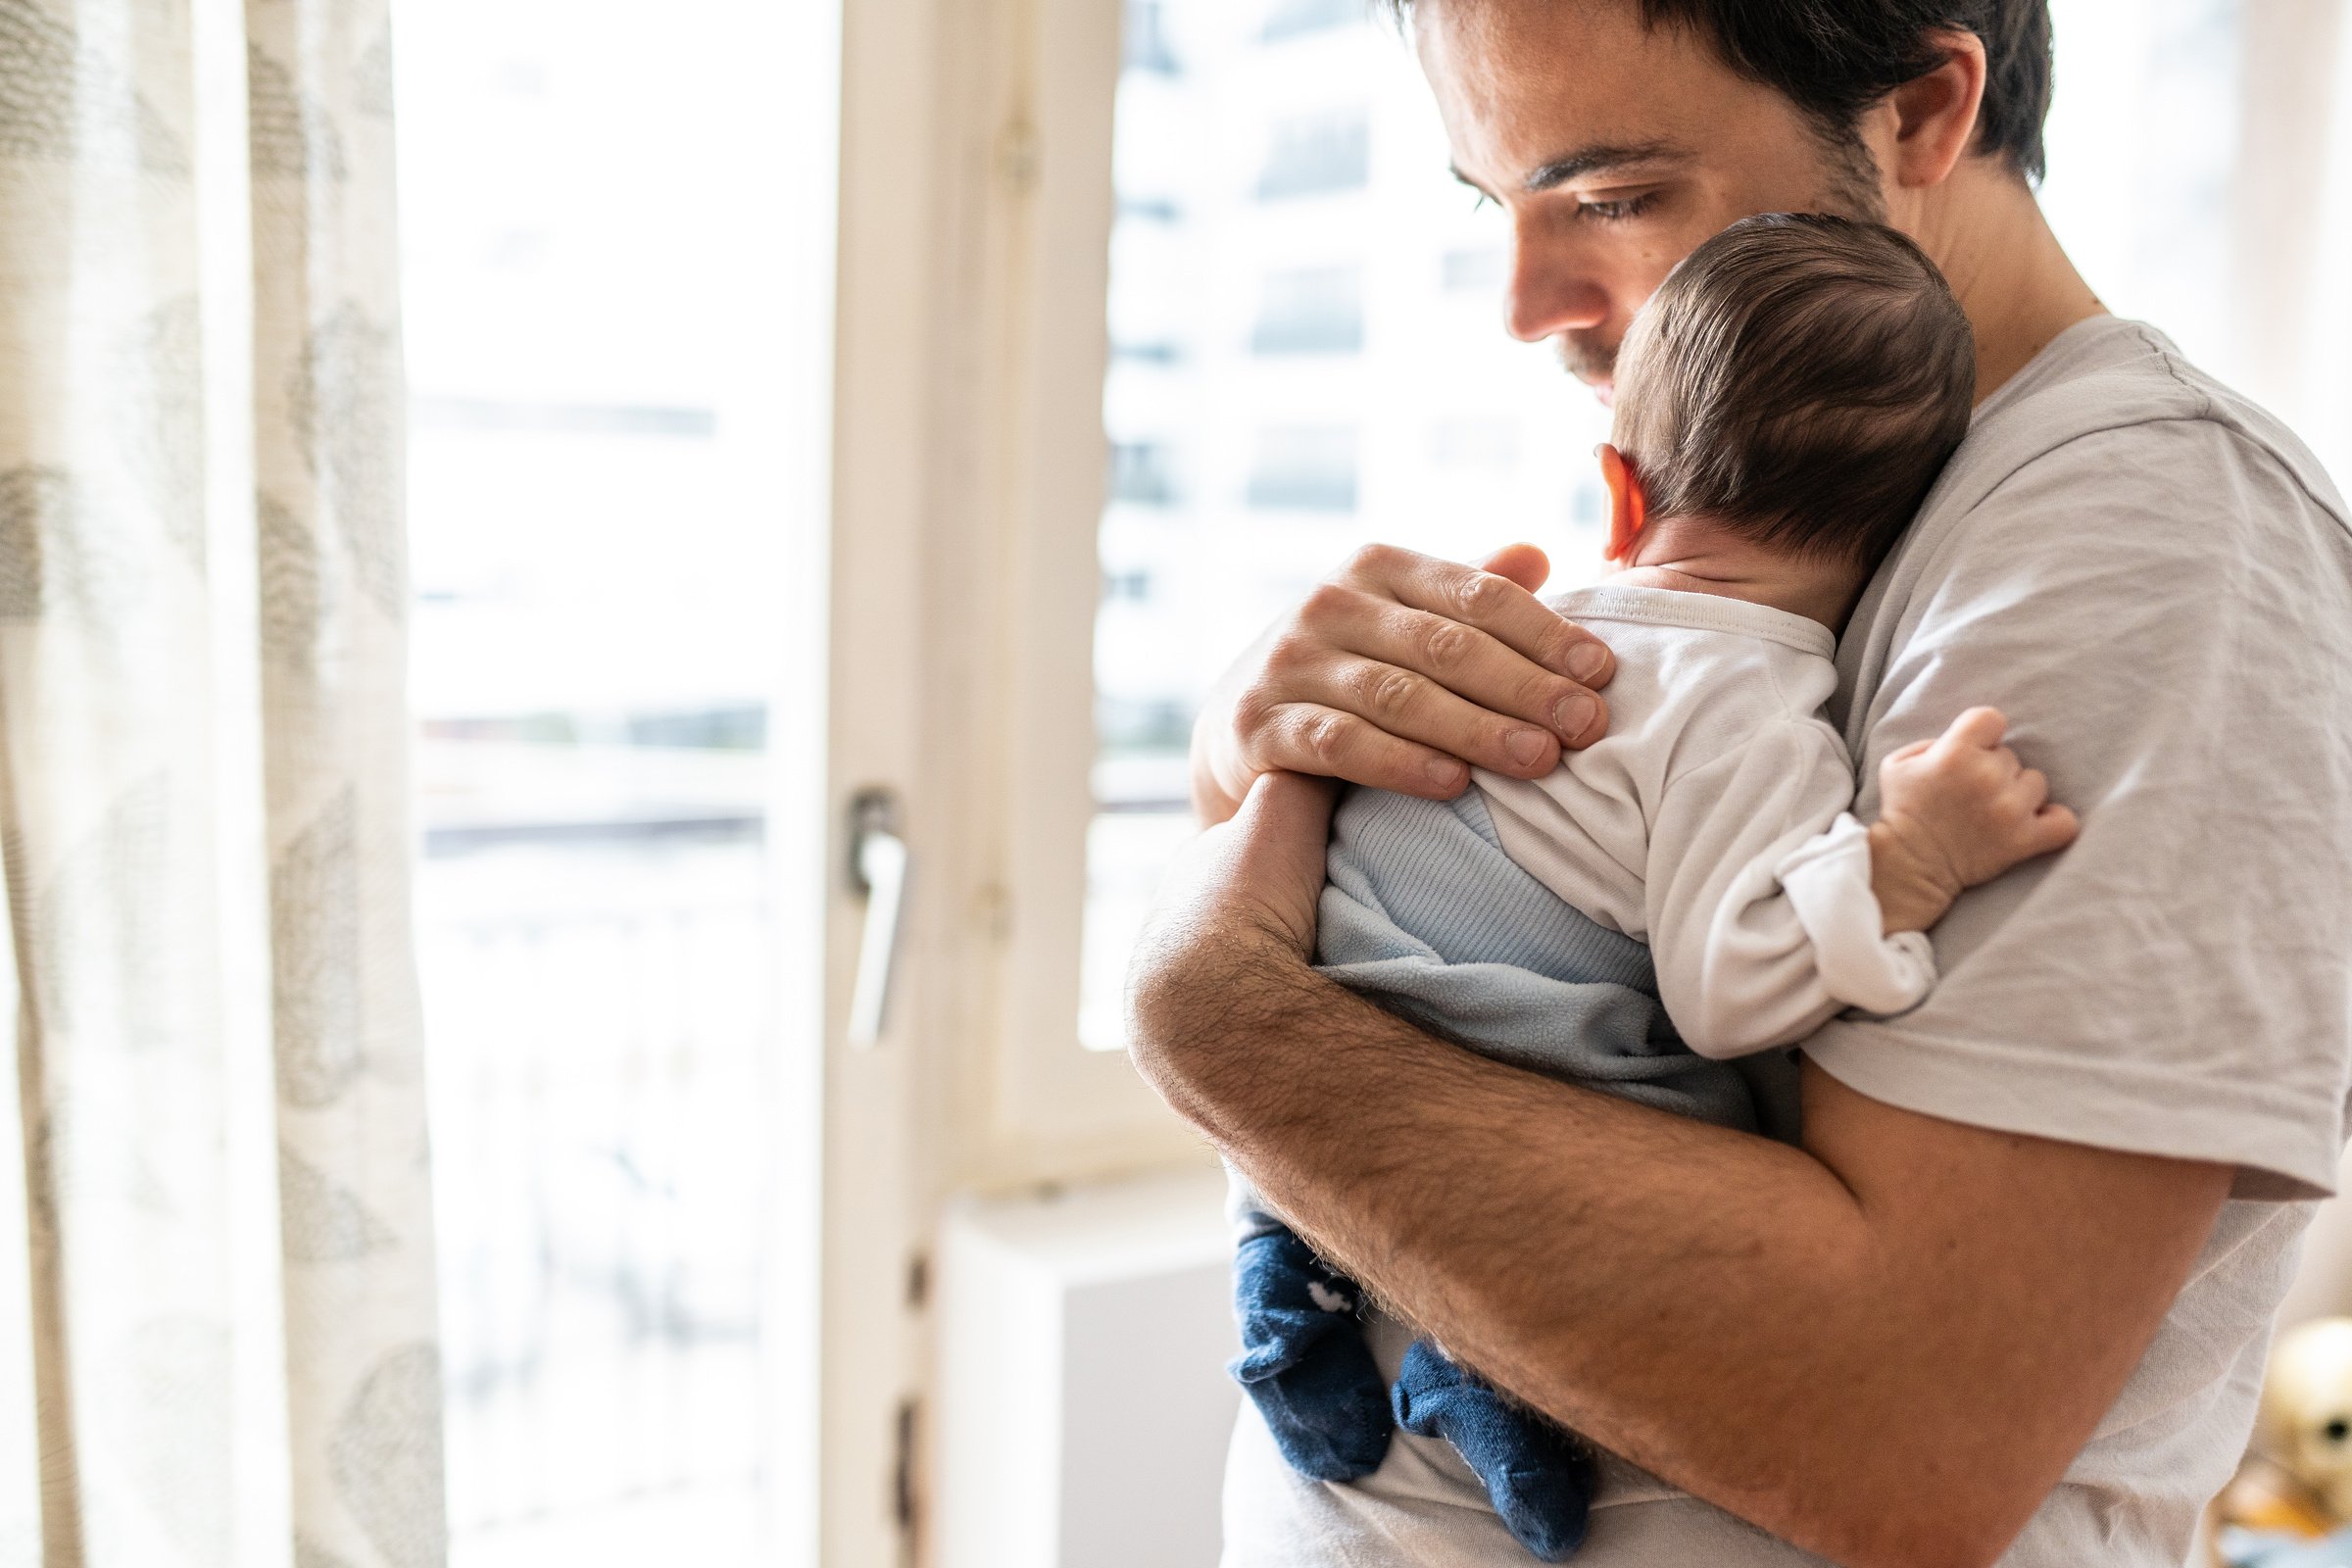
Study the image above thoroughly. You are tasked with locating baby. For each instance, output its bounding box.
[1226,214,2081,1560]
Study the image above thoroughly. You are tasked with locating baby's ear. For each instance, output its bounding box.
[1598,444,1648,562]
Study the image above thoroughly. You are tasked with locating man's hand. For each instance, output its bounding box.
[1189,543,1618,825]
[1870,707,2082,933]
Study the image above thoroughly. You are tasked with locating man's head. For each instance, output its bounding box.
[1602,213,1976,572]
[1398,0,2050,399]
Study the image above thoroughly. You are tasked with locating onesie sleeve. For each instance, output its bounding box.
[1644,718,1934,1059]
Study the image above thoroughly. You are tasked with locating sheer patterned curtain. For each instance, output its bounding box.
[0,0,445,1564]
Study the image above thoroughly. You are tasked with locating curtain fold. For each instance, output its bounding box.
[0,0,446,1562]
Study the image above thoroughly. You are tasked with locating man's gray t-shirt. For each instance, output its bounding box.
[1221,317,2352,1566]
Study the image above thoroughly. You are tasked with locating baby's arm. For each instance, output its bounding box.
[1865,706,2080,933]
[1646,708,2077,1059]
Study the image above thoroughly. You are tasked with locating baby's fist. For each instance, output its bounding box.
[1869,709,2080,933]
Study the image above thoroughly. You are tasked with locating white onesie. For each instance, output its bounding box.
[1474,582,1932,1057]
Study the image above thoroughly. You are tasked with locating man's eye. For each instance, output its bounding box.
[1578,191,1661,222]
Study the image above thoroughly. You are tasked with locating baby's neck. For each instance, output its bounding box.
[1606,514,1865,632]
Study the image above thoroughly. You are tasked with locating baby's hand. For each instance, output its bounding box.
[1868,708,2080,934]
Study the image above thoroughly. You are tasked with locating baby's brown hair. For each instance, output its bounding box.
[1611,213,1976,569]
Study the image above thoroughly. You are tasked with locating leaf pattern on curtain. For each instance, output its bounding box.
[271,788,363,1108]
[0,0,446,1561]
[294,1537,364,1568]
[249,0,447,1558]
[277,1144,396,1264]
[0,468,75,621]
[0,0,191,173]
[258,490,327,670]
[15,778,181,1056]
[288,308,403,619]
[328,1344,445,1568]
[0,467,151,628]
[246,38,344,183]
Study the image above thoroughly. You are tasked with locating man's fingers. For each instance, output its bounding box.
[1231,771,1343,910]
[1358,604,1604,751]
[1478,541,1552,593]
[1288,579,1608,728]
[1332,655,1571,777]
[1221,770,1340,957]
[1206,541,1618,812]
[1344,543,1614,689]
[1142,771,1338,972]
[1257,702,1478,799]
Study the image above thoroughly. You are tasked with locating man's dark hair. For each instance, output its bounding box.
[1610,213,1975,568]
[1382,0,2055,181]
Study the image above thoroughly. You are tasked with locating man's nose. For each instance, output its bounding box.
[1504,224,1610,344]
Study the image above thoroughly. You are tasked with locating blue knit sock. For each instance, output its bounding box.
[1393,1338,1592,1561]
[1229,1227,1393,1482]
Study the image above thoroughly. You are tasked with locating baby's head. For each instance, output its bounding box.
[1603,213,1975,587]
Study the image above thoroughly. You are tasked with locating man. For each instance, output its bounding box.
[1125,3,2352,1565]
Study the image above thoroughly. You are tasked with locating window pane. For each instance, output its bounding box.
[1081,1,1610,1049]
[393,0,797,1558]
[2037,0,2237,373]
[1252,267,1364,355]
[1257,108,1371,198]
[1264,0,1370,42]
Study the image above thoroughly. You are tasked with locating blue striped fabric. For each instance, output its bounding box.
[1313,786,1781,1133]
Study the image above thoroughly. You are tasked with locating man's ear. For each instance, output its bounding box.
[1882,28,1988,190]
[1598,444,1647,563]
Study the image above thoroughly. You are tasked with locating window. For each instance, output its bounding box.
[1441,245,1505,294]
[1247,424,1360,511]
[1102,568,1156,603]
[1257,108,1372,199]
[393,0,807,1560]
[1112,339,1184,365]
[1125,0,1182,74]
[1251,266,1365,354]
[2035,0,2237,376]
[1264,0,1371,42]
[1077,1,1603,1052]
[1430,417,1521,472]
[1110,441,1183,505]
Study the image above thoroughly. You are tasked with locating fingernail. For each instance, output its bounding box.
[1554,690,1599,740]
[1505,728,1547,768]
[1567,643,1609,683]
[1426,757,1467,790]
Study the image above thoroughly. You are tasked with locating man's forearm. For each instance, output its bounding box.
[1134,938,1889,1544]
[1129,921,2226,1568]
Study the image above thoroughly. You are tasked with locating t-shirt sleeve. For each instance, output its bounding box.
[1808,419,2352,1200]
[1645,720,1934,1059]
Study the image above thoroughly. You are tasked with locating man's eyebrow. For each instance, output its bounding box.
[1508,140,1688,194]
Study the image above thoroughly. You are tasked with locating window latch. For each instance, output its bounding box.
[847,788,908,1048]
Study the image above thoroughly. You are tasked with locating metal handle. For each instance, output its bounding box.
[847,788,908,1048]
